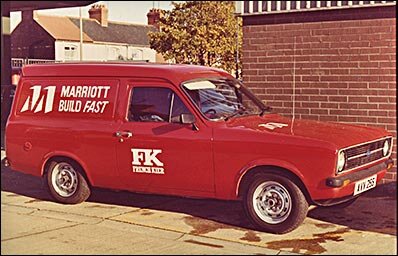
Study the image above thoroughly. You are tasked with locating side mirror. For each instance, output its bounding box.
[180,113,195,124]
[180,113,199,131]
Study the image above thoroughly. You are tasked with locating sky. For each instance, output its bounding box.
[10,1,179,31]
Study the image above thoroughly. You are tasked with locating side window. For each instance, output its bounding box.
[129,87,192,123]
[129,87,171,122]
[170,94,191,123]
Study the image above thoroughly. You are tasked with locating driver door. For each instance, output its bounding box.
[115,82,215,196]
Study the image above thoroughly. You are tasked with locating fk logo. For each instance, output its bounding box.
[21,85,56,113]
[131,149,164,167]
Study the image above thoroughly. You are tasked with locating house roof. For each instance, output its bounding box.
[69,18,155,46]
[35,15,93,42]
[34,14,155,46]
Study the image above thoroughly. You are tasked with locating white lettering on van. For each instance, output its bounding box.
[21,85,56,113]
[59,100,82,112]
[131,148,164,174]
[60,85,110,98]
[21,84,111,115]
[82,101,109,113]
[60,86,70,97]
[60,85,110,113]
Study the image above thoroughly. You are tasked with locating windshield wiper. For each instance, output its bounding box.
[224,108,248,121]
[259,106,272,116]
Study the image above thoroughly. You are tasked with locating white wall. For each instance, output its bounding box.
[55,41,156,62]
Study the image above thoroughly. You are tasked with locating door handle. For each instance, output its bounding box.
[115,131,133,138]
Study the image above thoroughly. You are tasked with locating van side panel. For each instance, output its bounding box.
[6,77,123,189]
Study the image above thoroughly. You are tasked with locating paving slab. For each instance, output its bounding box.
[1,217,275,255]
[1,207,79,242]
[2,222,154,255]
[2,191,137,219]
[109,204,397,255]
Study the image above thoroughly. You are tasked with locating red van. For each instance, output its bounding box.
[4,63,394,234]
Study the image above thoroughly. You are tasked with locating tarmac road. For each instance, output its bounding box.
[1,150,397,255]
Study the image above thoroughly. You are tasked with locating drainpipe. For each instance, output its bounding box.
[79,7,83,61]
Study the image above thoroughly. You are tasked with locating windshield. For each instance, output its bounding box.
[182,78,270,121]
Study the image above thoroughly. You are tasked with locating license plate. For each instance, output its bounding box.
[353,174,377,196]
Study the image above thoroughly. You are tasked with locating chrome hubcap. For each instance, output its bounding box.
[51,162,78,197]
[252,181,292,224]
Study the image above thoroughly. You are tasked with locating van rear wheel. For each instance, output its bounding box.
[46,159,90,204]
[243,173,308,234]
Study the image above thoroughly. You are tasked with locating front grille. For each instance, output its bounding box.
[345,140,385,158]
[341,137,392,173]
[345,150,383,169]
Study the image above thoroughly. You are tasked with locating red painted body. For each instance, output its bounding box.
[5,63,392,203]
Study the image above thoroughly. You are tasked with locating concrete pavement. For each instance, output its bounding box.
[1,150,397,255]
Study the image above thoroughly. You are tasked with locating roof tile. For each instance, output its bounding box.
[35,15,93,42]
[69,18,155,46]
[34,14,155,46]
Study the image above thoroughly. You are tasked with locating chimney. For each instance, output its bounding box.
[22,10,37,21]
[88,4,108,27]
[147,8,161,29]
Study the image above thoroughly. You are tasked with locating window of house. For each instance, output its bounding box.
[128,87,191,123]
[131,49,144,60]
[108,47,121,60]
[64,45,77,60]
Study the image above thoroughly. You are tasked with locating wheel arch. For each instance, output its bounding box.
[41,152,93,187]
[236,164,313,204]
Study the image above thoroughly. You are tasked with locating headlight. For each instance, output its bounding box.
[337,151,346,173]
[383,140,390,156]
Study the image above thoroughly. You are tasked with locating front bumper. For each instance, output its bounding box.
[325,158,393,188]
[314,158,393,206]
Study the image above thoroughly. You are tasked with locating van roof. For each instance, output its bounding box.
[21,62,233,85]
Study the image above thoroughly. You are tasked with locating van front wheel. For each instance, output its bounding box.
[46,159,90,204]
[243,173,308,234]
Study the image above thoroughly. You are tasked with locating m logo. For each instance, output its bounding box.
[258,122,288,130]
[21,85,56,113]
[131,148,165,174]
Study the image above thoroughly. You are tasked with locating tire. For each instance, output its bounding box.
[46,159,91,204]
[243,173,308,234]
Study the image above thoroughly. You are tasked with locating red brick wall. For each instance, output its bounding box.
[242,7,396,182]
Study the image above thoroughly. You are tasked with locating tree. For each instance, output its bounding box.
[148,1,242,77]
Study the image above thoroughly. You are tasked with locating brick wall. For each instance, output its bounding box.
[242,6,396,182]
[11,13,55,60]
